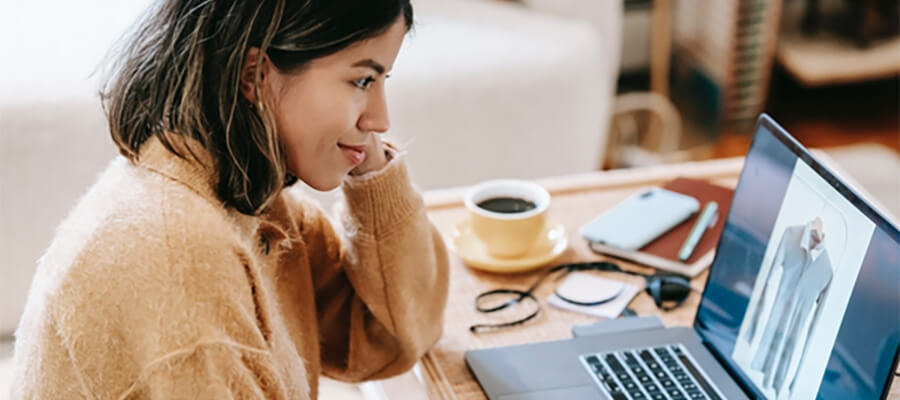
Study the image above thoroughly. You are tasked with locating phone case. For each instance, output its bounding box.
[579,188,699,251]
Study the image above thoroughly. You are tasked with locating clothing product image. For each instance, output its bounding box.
[10,136,450,399]
[746,220,833,395]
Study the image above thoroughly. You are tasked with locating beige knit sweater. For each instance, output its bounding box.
[10,136,450,399]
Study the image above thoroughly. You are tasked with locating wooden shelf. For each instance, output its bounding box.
[777,30,900,87]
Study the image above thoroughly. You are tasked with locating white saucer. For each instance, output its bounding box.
[450,220,568,273]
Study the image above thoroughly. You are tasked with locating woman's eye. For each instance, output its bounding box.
[352,76,376,90]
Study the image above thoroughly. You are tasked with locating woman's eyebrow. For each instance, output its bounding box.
[352,59,385,75]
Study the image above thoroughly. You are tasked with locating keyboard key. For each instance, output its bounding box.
[606,354,626,373]
[603,379,620,393]
[676,354,721,400]
[687,389,707,399]
[624,352,641,366]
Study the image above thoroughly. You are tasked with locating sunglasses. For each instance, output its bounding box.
[470,261,695,333]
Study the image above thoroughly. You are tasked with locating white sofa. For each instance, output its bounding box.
[0,0,621,342]
[385,0,620,189]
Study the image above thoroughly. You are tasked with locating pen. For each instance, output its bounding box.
[678,201,719,261]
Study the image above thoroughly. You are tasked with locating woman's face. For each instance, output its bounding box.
[258,18,406,191]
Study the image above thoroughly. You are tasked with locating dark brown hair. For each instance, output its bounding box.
[102,0,413,215]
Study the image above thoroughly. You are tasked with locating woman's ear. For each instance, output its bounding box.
[240,47,266,104]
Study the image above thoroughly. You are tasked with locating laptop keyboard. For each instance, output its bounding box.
[581,345,722,400]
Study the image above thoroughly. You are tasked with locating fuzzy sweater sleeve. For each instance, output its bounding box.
[296,152,450,382]
[13,212,296,399]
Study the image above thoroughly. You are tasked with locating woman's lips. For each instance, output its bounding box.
[338,143,366,165]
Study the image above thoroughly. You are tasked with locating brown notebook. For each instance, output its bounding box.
[588,177,735,277]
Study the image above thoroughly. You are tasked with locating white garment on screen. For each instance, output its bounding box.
[746,221,833,394]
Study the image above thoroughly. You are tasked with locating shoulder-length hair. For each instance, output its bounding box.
[102,0,413,215]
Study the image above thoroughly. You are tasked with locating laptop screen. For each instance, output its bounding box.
[694,115,900,400]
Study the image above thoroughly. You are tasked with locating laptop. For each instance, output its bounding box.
[465,114,900,400]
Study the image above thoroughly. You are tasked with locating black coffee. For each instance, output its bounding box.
[476,197,537,214]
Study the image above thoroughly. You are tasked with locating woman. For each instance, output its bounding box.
[11,0,449,398]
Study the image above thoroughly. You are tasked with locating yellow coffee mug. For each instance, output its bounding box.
[464,179,551,258]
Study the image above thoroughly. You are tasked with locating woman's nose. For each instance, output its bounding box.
[359,92,390,134]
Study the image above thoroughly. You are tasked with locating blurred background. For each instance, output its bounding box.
[1,0,897,398]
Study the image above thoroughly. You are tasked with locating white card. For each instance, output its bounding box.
[547,273,641,319]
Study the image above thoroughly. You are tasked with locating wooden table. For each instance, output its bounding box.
[389,156,900,400]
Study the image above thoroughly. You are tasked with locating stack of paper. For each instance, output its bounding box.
[547,273,641,319]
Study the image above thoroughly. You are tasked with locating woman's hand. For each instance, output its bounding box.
[349,134,389,176]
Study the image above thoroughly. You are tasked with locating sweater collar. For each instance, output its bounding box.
[135,134,261,238]
[137,135,218,200]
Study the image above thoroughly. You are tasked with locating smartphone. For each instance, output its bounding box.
[579,188,699,251]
